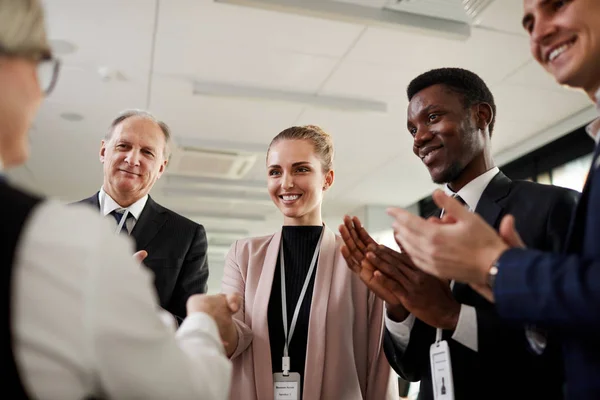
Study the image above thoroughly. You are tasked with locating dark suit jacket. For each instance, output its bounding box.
[75,193,209,321]
[384,171,579,400]
[495,144,600,399]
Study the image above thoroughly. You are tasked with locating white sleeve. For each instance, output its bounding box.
[87,227,232,400]
[384,306,415,352]
[450,304,478,352]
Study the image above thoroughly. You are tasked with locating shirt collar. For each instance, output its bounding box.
[444,166,500,211]
[98,187,148,220]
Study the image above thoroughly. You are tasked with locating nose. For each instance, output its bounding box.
[530,15,557,47]
[124,150,141,167]
[282,172,294,189]
[413,126,434,149]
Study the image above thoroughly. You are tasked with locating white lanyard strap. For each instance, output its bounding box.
[114,209,130,235]
[280,227,324,369]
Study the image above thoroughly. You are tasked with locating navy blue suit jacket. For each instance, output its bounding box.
[75,193,209,321]
[496,143,600,399]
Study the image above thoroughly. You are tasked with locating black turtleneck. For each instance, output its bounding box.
[267,225,323,389]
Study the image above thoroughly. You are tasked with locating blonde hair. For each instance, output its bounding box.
[0,0,50,59]
[268,125,334,172]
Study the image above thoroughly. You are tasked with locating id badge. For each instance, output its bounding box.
[429,340,455,400]
[273,372,301,400]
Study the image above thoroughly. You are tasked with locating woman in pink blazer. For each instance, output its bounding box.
[221,125,396,400]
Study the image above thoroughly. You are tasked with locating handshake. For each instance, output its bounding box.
[186,292,241,355]
[133,249,241,354]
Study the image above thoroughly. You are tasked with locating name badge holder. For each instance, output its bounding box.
[273,228,323,400]
[429,326,455,399]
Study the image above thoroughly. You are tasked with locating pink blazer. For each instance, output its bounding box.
[221,225,396,400]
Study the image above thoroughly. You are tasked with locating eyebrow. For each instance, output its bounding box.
[267,161,311,169]
[522,0,548,29]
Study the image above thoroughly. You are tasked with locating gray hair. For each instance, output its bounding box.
[0,0,50,59]
[106,109,172,159]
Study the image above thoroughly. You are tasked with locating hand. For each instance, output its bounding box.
[187,293,241,356]
[499,215,526,249]
[339,215,379,264]
[133,250,148,264]
[366,246,461,330]
[339,216,410,321]
[387,190,509,285]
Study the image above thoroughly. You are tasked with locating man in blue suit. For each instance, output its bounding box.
[385,0,600,398]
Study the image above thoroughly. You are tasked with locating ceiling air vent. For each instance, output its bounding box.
[169,146,257,180]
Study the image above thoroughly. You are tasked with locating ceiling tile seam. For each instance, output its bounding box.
[497,57,532,85]
[146,0,161,110]
[313,25,368,95]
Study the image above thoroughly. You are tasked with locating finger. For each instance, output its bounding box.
[371,246,421,280]
[226,293,242,313]
[339,224,364,262]
[341,245,362,274]
[357,265,402,305]
[133,250,148,263]
[431,189,471,220]
[373,270,407,301]
[365,252,411,285]
[499,215,526,249]
[352,216,377,247]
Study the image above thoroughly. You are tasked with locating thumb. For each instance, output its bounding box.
[499,215,525,248]
[226,293,242,313]
[132,250,148,263]
[431,189,470,220]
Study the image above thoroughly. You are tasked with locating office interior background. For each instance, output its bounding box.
[7,1,597,397]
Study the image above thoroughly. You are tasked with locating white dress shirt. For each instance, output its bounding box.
[13,201,232,400]
[98,187,147,234]
[385,167,500,353]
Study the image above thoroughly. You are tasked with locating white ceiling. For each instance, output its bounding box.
[8,0,594,291]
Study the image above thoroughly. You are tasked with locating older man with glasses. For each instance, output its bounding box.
[0,1,237,399]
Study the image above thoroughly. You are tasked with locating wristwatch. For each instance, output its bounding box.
[487,261,499,289]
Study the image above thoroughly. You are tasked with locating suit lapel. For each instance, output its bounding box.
[252,231,281,399]
[130,196,168,251]
[474,171,511,229]
[454,172,510,301]
[303,226,336,400]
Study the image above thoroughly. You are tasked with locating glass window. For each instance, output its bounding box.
[548,152,593,192]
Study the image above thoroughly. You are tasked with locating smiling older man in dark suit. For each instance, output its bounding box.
[76,110,209,322]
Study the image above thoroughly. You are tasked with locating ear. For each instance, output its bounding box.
[323,169,334,191]
[99,140,106,163]
[156,158,168,179]
[474,103,493,133]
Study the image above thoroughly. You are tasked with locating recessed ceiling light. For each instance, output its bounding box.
[60,112,84,122]
[49,39,77,55]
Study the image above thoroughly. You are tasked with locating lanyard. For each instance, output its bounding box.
[114,209,130,235]
[280,227,324,375]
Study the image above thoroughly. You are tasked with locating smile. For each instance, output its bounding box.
[546,38,576,63]
[119,169,140,176]
[280,194,301,202]
[420,146,443,165]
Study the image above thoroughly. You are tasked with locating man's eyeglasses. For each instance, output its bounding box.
[37,55,61,96]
